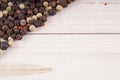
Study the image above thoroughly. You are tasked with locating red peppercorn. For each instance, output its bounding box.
[18,26,24,30]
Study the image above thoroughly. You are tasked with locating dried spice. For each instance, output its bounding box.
[0,0,75,52]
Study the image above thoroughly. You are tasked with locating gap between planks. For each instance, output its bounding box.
[27,33,120,35]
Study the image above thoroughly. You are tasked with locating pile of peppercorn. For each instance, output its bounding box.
[0,0,75,54]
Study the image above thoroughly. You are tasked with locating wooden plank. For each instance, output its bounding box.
[1,35,120,79]
[2,35,120,55]
[80,0,120,4]
[29,1,120,34]
[1,54,120,80]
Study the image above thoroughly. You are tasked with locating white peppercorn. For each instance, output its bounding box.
[36,13,42,18]
[2,10,8,16]
[56,5,63,11]
[46,6,52,11]
[8,40,14,47]
[29,25,36,31]
[8,37,13,41]
[32,15,38,20]
[6,6,11,11]
[0,11,3,18]
[26,17,32,23]
[8,2,13,7]
[19,3,25,9]
[43,1,49,7]
[0,38,6,42]
[20,19,26,26]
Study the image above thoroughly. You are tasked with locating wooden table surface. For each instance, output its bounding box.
[0,0,120,80]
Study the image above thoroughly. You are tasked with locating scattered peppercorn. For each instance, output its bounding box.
[0,42,9,50]
[0,0,75,51]
[19,3,25,9]
[29,25,36,31]
[16,34,22,40]
[56,5,63,11]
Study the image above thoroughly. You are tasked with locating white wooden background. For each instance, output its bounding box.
[0,0,120,80]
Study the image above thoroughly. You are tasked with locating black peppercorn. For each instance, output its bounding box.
[3,35,9,40]
[14,28,20,34]
[11,34,16,39]
[2,25,9,32]
[4,19,10,25]
[0,30,4,37]
[0,42,9,50]
[8,11,14,16]
[7,29,13,35]
[49,8,57,16]
[34,20,40,27]
[0,21,4,28]
[16,34,22,40]
[40,16,47,22]
[20,28,27,35]
[0,0,75,51]
[34,8,39,14]
[27,9,33,15]
[1,2,7,10]
[59,0,68,7]
[39,7,45,14]
[8,22,14,28]
[14,20,20,26]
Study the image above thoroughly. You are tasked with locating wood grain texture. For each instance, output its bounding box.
[0,64,52,76]
[80,0,120,4]
[29,0,120,34]
[2,35,120,55]
[0,0,120,80]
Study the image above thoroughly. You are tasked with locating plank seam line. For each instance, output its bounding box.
[27,33,120,35]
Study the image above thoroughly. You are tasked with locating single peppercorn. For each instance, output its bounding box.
[29,25,36,31]
[27,9,33,15]
[16,34,22,40]
[14,20,20,26]
[4,19,10,25]
[19,3,25,9]
[14,28,20,34]
[20,28,27,35]
[8,2,13,7]
[44,11,49,17]
[11,34,16,39]
[0,30,4,37]
[2,25,9,32]
[20,19,26,26]
[43,1,49,7]
[49,1,56,7]
[36,13,42,18]
[2,10,8,16]
[3,35,9,40]
[8,22,14,28]
[26,17,32,23]
[0,11,3,18]
[34,20,40,27]
[7,29,13,35]
[49,8,57,16]
[56,5,63,11]
[0,42,9,50]
[40,16,47,22]
[34,8,39,14]
[32,15,38,20]
[16,9,22,14]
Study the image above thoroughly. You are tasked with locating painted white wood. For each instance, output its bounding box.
[0,35,120,79]
[80,0,120,3]
[0,0,120,79]
[1,35,120,55]
[30,0,120,33]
